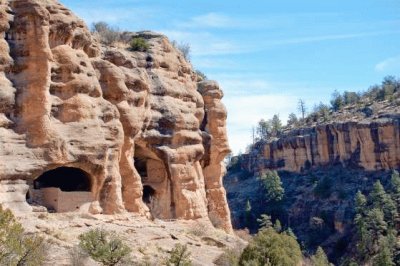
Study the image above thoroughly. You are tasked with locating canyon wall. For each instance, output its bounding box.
[243,117,400,173]
[0,0,232,232]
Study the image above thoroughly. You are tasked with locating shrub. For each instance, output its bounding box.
[130,37,149,52]
[166,244,192,266]
[92,21,121,45]
[0,205,46,266]
[215,246,242,266]
[239,228,302,266]
[78,228,131,266]
[195,70,207,81]
[172,41,191,61]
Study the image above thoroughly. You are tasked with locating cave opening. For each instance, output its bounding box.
[142,185,156,204]
[134,156,148,180]
[34,167,91,192]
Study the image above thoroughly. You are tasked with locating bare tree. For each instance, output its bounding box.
[297,99,307,119]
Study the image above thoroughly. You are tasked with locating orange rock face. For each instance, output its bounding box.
[0,0,232,232]
[243,119,400,173]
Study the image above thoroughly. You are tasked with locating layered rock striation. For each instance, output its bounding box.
[243,117,400,173]
[0,0,232,232]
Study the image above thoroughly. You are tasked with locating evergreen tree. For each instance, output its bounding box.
[273,219,282,233]
[270,114,282,137]
[370,181,397,225]
[258,171,284,202]
[372,239,394,266]
[0,205,46,266]
[355,190,367,215]
[330,90,344,111]
[311,247,330,266]
[256,119,271,140]
[239,228,302,266]
[287,113,298,127]
[257,214,273,230]
[245,200,252,226]
[391,170,400,200]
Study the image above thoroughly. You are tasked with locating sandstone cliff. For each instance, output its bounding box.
[0,0,232,232]
[242,117,400,173]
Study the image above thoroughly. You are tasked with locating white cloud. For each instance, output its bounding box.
[185,13,233,28]
[223,94,298,154]
[160,30,244,56]
[375,55,400,72]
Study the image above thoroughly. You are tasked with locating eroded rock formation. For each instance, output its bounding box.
[0,0,232,232]
[243,117,400,173]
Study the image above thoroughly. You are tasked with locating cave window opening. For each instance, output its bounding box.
[134,157,148,180]
[34,167,91,192]
[142,185,155,204]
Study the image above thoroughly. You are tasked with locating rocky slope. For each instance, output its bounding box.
[0,0,232,232]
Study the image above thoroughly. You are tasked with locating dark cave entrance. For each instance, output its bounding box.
[34,167,91,192]
[134,156,148,181]
[142,185,156,204]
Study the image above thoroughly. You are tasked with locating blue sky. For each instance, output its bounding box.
[61,0,400,154]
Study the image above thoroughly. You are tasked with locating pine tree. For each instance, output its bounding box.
[311,247,330,266]
[355,190,367,215]
[373,240,394,266]
[258,171,284,202]
[270,114,282,137]
[240,228,302,266]
[245,200,252,226]
[273,219,282,233]
[287,113,298,127]
[370,181,397,226]
[257,214,272,230]
[391,170,400,209]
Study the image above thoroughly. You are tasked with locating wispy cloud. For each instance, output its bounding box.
[224,94,298,153]
[160,30,242,56]
[265,30,400,47]
[183,13,233,28]
[375,55,400,72]
[164,29,400,58]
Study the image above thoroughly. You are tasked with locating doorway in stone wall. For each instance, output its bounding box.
[133,144,169,218]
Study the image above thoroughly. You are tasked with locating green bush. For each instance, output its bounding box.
[78,228,131,266]
[130,37,149,52]
[166,244,192,266]
[0,205,46,266]
[239,228,302,266]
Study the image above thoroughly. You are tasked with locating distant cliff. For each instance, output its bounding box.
[242,116,400,173]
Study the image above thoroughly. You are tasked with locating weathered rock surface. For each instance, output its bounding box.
[243,118,400,173]
[0,0,232,232]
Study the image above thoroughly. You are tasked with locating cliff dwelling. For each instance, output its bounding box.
[30,167,94,212]
[134,144,171,218]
